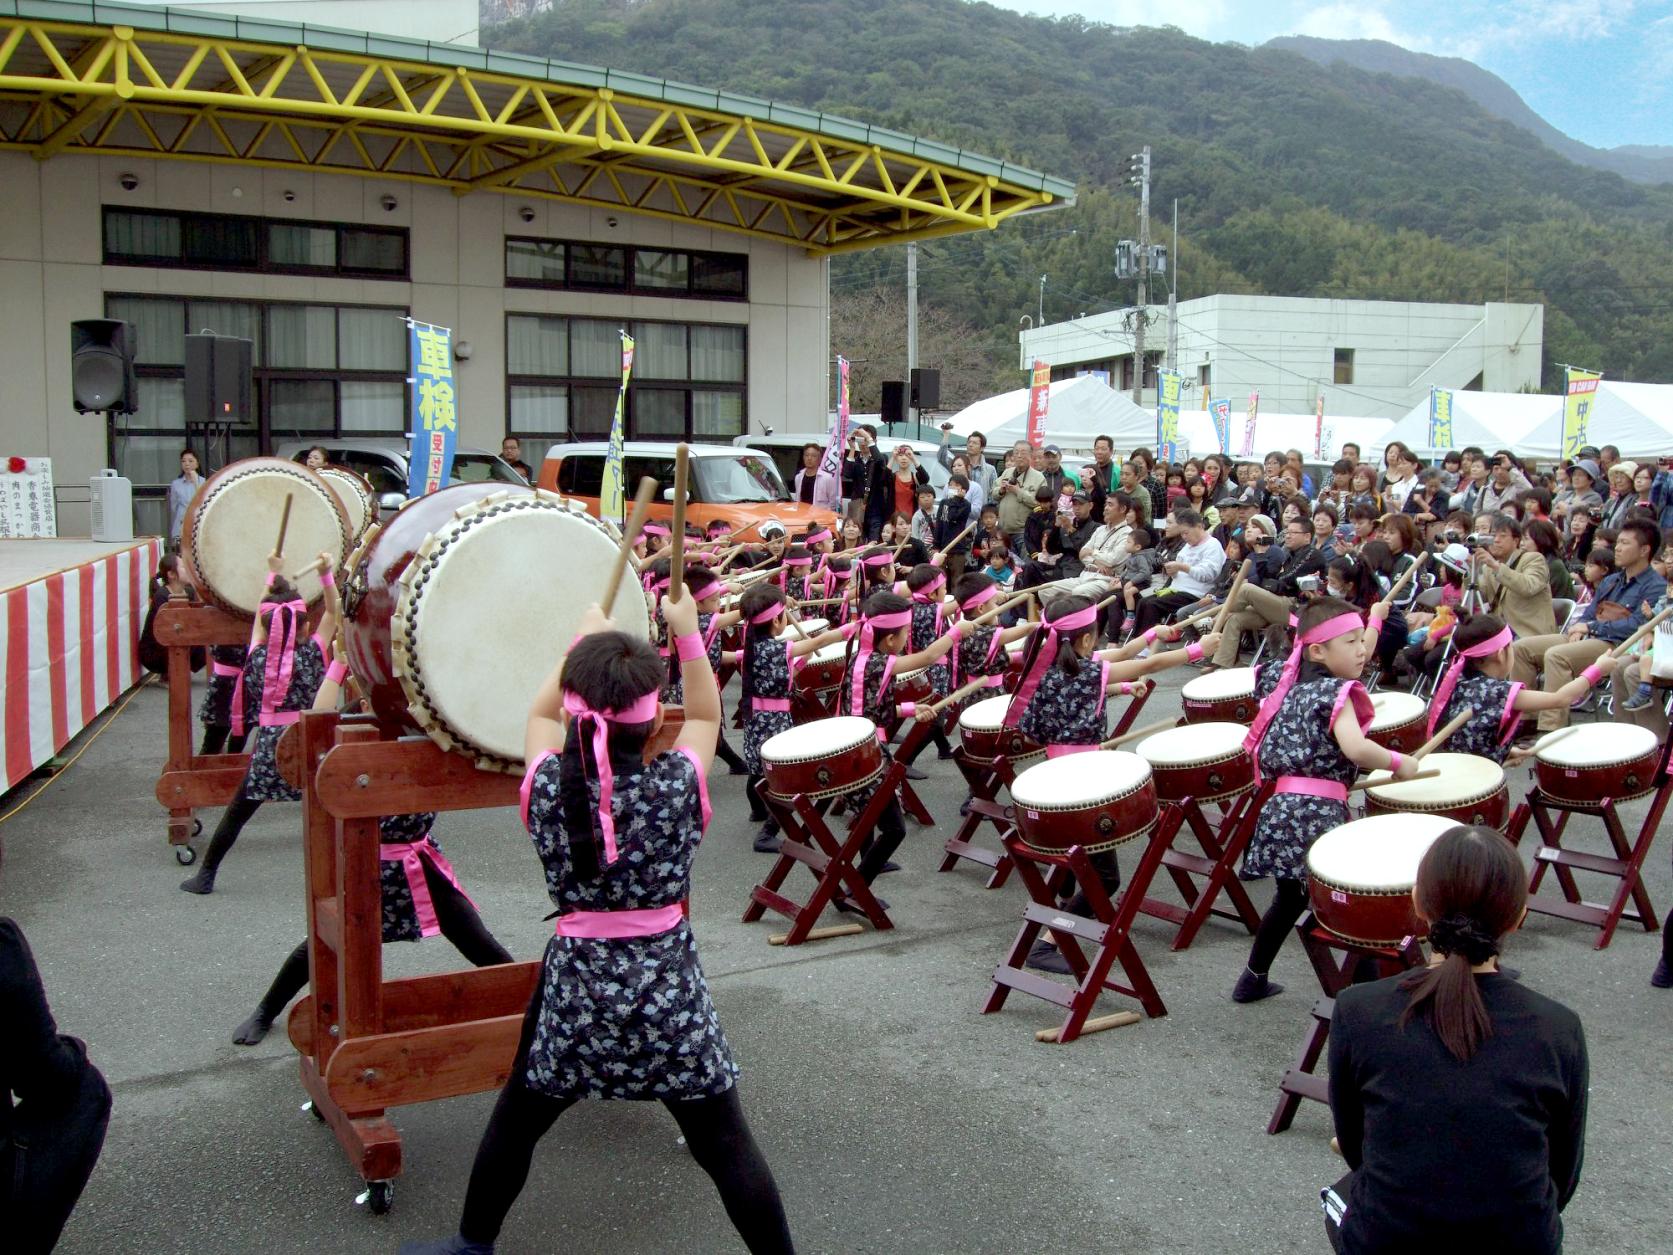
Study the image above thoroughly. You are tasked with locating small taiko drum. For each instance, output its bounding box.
[343,485,649,771]
[1363,752,1509,829]
[317,464,378,543]
[1135,722,1254,804]
[181,457,350,615]
[892,666,934,705]
[1533,724,1662,806]
[1307,813,1457,947]
[795,641,850,695]
[956,695,1044,766]
[1181,666,1258,725]
[1005,636,1031,679]
[760,716,885,799]
[1009,751,1158,856]
[1366,691,1427,754]
[780,616,829,639]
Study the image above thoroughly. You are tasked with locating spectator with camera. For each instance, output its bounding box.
[1475,515,1559,640]
[994,440,1046,552]
[1206,517,1328,668]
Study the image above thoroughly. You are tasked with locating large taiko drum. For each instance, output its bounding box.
[1533,724,1662,806]
[1135,722,1254,804]
[1362,752,1509,829]
[317,465,378,543]
[1009,751,1158,856]
[760,716,885,799]
[795,641,850,695]
[1181,666,1258,725]
[342,484,649,770]
[1307,813,1457,947]
[1366,691,1427,754]
[181,457,350,615]
[956,695,1044,766]
[892,666,934,705]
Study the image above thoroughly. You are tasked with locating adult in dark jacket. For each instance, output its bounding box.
[1207,518,1327,667]
[841,425,893,540]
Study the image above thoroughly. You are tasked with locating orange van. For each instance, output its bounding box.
[536,441,840,539]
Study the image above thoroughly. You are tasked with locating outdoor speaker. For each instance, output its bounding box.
[880,380,907,426]
[910,367,940,410]
[185,333,253,425]
[70,319,136,413]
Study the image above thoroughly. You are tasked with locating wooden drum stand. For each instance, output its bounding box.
[287,707,682,1212]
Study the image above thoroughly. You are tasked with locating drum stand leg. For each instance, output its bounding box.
[1141,784,1267,951]
[1518,780,1667,950]
[1267,918,1425,1135]
[891,720,938,828]
[982,806,1180,1043]
[937,748,1016,888]
[741,783,897,945]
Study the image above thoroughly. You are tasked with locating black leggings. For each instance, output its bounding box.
[856,795,906,883]
[254,859,513,1021]
[1133,591,1195,636]
[199,725,248,756]
[1246,878,1310,975]
[747,776,779,835]
[201,794,264,874]
[458,1000,793,1252]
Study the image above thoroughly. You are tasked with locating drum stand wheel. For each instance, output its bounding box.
[983,804,1183,1043]
[174,838,199,866]
[1267,916,1425,1135]
[357,1179,394,1215]
[938,747,1020,888]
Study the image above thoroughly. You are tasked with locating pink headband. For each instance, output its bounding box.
[912,572,946,600]
[783,554,814,567]
[849,608,914,719]
[232,599,306,737]
[643,523,670,537]
[562,687,659,866]
[750,600,786,625]
[804,529,833,545]
[961,584,1000,612]
[1005,605,1099,729]
[1244,612,1369,756]
[862,551,895,568]
[1426,625,1514,741]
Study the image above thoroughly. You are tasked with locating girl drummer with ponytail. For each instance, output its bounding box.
[1231,597,1419,1003]
[903,563,961,761]
[734,584,855,853]
[1428,612,1618,765]
[180,551,338,895]
[400,589,795,1255]
[1323,825,1587,1254]
[949,572,1037,713]
[657,565,748,775]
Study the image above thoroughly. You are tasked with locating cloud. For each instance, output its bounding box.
[1058,0,1232,35]
[1293,3,1430,51]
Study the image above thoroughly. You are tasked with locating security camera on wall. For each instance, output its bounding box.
[518,206,535,223]
[118,172,138,191]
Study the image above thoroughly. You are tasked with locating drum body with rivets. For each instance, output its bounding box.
[760,716,885,799]
[1533,724,1662,805]
[1135,722,1254,804]
[342,484,648,770]
[1365,691,1427,754]
[1307,813,1456,947]
[1363,752,1509,829]
[957,694,1044,766]
[1181,666,1258,725]
[794,641,850,695]
[1009,751,1158,855]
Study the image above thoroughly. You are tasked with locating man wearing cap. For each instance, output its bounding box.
[1208,516,1325,668]
[1476,514,1557,640]
[1214,490,1259,548]
[1037,492,1135,607]
[1039,445,1077,498]
[1553,458,1604,523]
[1017,492,1098,591]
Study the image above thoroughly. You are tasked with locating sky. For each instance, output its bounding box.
[995,0,1673,149]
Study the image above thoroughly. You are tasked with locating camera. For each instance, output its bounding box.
[1443,529,1463,544]
[1464,533,1486,549]
[118,172,138,191]
[1296,574,1321,594]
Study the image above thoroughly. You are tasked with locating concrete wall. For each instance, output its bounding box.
[1020,295,1544,419]
[0,151,828,534]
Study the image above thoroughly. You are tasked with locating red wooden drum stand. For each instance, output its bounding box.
[938,746,1024,889]
[289,708,683,1207]
[1267,914,1426,1135]
[153,597,259,864]
[1142,781,1267,951]
[1505,724,1672,949]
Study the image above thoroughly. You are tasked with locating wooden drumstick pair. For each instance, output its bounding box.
[1343,706,1473,793]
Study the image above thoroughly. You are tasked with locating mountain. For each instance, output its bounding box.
[481,0,1673,396]
[1266,35,1673,187]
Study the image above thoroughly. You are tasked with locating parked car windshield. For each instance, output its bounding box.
[450,453,523,486]
[694,454,787,504]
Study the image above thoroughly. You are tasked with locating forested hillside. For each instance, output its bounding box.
[484,0,1673,406]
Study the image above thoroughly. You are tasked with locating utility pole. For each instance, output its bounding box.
[906,241,918,435]
[1129,145,1151,405]
[1038,274,1046,325]
[1166,197,1178,375]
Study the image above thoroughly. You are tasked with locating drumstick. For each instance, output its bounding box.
[287,554,328,582]
[1212,559,1254,635]
[670,444,690,600]
[1610,606,1673,658]
[1375,551,1429,615]
[602,478,659,614]
[926,677,993,716]
[272,493,294,559]
[973,591,1033,626]
[1100,717,1175,751]
[933,520,978,564]
[1412,708,1474,760]
[1094,590,1124,612]
[1528,726,1579,755]
[1348,769,1441,793]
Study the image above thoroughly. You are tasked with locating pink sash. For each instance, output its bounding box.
[380,838,474,938]
[1274,776,1348,803]
[553,904,684,939]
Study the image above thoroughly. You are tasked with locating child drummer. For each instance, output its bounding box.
[950,572,1037,711]
[662,565,749,775]
[903,563,961,762]
[1231,598,1419,1003]
[400,590,795,1255]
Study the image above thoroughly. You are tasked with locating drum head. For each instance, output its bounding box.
[397,493,649,769]
[1182,666,1255,701]
[1365,752,1504,802]
[1307,813,1456,888]
[187,459,350,614]
[958,694,1014,732]
[779,617,829,639]
[1011,750,1150,809]
[1368,690,1426,729]
[761,716,877,763]
[1136,722,1245,765]
[1535,723,1659,767]
[317,465,375,540]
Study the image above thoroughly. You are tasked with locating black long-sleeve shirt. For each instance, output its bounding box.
[1329,972,1588,1255]
[2,918,94,1149]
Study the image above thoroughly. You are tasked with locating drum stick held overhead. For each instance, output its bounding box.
[670,445,690,600]
[1376,551,1429,614]
[272,493,294,559]
[1100,717,1175,751]
[1610,606,1673,658]
[1212,559,1254,635]
[602,478,658,613]
[1412,707,1473,760]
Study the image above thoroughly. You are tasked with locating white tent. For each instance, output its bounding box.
[1174,409,1395,465]
[1589,382,1673,456]
[940,375,1153,452]
[1382,392,1561,459]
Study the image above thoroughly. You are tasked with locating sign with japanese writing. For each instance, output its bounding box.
[600,332,636,521]
[1562,368,1601,462]
[1428,387,1454,452]
[1156,369,1183,464]
[1209,398,1232,454]
[1025,360,1051,448]
[1241,391,1259,457]
[1,457,56,538]
[1313,393,1326,460]
[820,356,850,483]
[406,321,457,498]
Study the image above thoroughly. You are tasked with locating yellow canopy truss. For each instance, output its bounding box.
[0,1,1074,254]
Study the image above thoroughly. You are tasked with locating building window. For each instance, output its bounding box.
[1334,348,1355,385]
[104,293,409,535]
[1197,363,1211,390]
[103,208,408,278]
[505,237,748,301]
[505,313,747,448]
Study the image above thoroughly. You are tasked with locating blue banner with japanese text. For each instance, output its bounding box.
[407,320,457,497]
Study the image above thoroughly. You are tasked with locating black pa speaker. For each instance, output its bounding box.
[185,333,253,425]
[70,319,136,413]
[880,379,907,426]
[910,367,940,410]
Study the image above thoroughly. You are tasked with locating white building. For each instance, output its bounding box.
[1020,295,1544,419]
